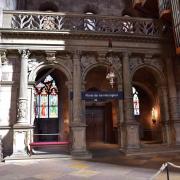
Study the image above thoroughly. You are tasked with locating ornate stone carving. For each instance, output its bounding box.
[19,49,31,59]
[0,50,7,65]
[43,16,56,30]
[28,58,39,75]
[56,53,73,72]
[45,51,56,63]
[130,54,164,72]
[81,54,97,72]
[17,98,27,120]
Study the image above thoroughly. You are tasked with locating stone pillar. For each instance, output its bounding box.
[158,86,171,144]
[165,56,180,144]
[71,51,91,159]
[12,49,32,157]
[16,49,30,125]
[117,83,125,149]
[122,52,140,152]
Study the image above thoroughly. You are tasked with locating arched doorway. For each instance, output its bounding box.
[33,68,69,144]
[84,66,119,149]
[132,67,163,144]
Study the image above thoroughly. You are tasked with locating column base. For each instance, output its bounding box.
[119,147,141,156]
[12,124,33,157]
[71,150,92,159]
[125,121,140,149]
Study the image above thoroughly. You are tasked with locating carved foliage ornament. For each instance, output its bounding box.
[17,99,27,119]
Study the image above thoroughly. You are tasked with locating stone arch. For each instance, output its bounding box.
[131,65,167,143]
[82,63,122,85]
[29,62,72,82]
[131,64,166,87]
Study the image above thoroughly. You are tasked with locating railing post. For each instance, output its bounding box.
[166,164,170,180]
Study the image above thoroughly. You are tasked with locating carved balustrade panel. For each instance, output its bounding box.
[6,11,163,37]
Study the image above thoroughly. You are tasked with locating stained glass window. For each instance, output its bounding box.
[35,75,58,119]
[132,87,140,115]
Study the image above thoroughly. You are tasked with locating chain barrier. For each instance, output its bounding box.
[150,162,180,180]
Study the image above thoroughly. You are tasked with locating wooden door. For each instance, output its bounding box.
[86,106,104,142]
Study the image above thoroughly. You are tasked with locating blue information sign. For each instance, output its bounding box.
[81,91,123,101]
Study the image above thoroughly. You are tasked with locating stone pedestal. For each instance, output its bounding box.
[125,122,140,150]
[71,123,92,159]
[12,126,32,156]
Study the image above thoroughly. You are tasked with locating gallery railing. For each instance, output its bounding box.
[1,10,163,38]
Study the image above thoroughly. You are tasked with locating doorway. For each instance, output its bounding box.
[86,102,114,144]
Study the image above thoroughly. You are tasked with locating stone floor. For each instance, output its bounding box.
[1,143,180,180]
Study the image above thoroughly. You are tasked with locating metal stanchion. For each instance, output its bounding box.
[166,165,170,180]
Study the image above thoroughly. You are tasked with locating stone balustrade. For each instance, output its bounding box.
[1,10,163,38]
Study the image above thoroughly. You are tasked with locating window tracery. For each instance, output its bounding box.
[35,75,58,119]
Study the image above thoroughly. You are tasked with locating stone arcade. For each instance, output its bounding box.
[0,0,180,160]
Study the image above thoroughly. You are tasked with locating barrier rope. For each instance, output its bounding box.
[150,162,180,180]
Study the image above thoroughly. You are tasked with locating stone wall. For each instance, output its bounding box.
[26,0,126,16]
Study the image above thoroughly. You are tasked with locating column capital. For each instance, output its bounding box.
[72,50,82,57]
[122,51,131,59]
[18,49,31,59]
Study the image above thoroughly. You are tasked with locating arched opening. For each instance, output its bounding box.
[132,67,162,144]
[84,66,119,152]
[33,68,69,151]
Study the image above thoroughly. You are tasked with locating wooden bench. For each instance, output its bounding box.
[29,134,70,156]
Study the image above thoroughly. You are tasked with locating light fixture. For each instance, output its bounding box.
[106,39,116,88]
[152,107,158,125]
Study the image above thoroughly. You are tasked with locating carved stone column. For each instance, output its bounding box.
[122,52,140,152]
[16,49,30,125]
[165,56,180,144]
[158,86,171,144]
[71,51,91,159]
[117,83,125,149]
[12,49,32,157]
